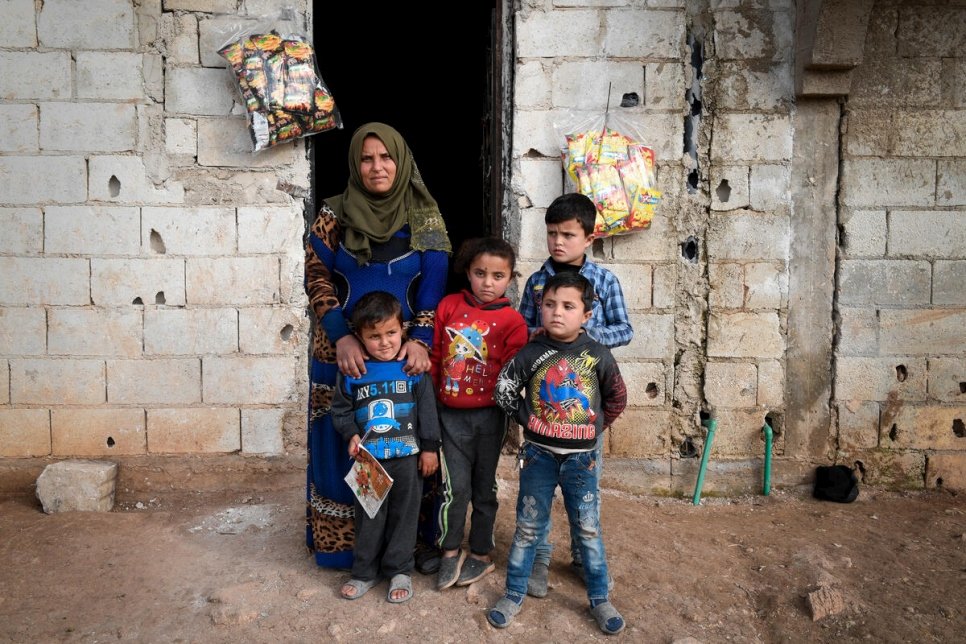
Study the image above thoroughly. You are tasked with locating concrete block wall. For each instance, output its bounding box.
[0,0,311,460]
[835,1,966,488]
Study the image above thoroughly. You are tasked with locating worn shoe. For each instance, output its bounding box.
[340,578,378,600]
[526,561,549,598]
[487,595,523,629]
[590,600,626,635]
[387,573,413,603]
[456,556,495,586]
[415,544,441,575]
[436,550,466,590]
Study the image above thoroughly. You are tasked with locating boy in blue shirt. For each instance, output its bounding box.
[518,192,634,597]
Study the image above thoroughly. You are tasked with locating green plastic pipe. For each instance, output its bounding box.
[762,419,773,496]
[691,417,717,505]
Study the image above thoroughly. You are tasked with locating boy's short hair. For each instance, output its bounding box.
[351,291,404,331]
[544,271,596,312]
[453,236,519,275]
[545,192,597,236]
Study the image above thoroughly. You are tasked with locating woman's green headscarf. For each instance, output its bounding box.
[324,122,451,265]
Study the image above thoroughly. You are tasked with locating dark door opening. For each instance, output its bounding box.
[310,4,499,292]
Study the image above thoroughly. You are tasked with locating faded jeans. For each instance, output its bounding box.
[504,442,610,603]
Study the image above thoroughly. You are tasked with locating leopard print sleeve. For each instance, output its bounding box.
[305,205,342,322]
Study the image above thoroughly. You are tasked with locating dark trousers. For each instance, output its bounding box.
[437,405,506,555]
[351,454,420,581]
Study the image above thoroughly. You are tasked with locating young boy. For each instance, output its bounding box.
[331,291,441,603]
[518,192,633,595]
[489,272,628,635]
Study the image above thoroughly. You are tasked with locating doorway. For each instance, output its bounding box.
[310,3,501,284]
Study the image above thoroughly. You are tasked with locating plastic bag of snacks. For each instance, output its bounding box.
[216,15,342,152]
[555,113,661,237]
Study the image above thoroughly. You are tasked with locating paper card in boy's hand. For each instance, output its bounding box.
[344,445,393,519]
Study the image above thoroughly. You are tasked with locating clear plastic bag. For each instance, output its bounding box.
[215,10,342,152]
[553,111,661,237]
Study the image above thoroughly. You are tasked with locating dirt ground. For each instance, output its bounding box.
[1,458,964,643]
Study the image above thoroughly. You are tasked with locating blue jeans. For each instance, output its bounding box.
[505,442,609,602]
[533,444,603,566]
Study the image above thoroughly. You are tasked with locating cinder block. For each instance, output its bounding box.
[714,8,792,60]
[239,307,305,355]
[142,206,236,255]
[40,103,136,153]
[10,359,105,405]
[48,308,142,357]
[197,117,298,167]
[744,262,786,309]
[716,61,793,110]
[889,211,966,259]
[186,257,279,305]
[951,59,966,109]
[147,407,240,454]
[0,308,46,356]
[0,208,42,255]
[74,53,144,102]
[35,460,118,513]
[144,308,238,355]
[707,211,789,261]
[0,0,37,47]
[883,405,966,450]
[611,210,677,261]
[706,408,774,457]
[0,409,50,456]
[611,313,674,360]
[711,113,792,162]
[88,155,185,205]
[836,401,879,450]
[749,163,791,214]
[514,61,551,109]
[516,10,600,58]
[609,408,672,457]
[517,158,564,210]
[757,359,784,408]
[241,409,284,455]
[203,356,297,404]
[710,165,750,211]
[620,362,667,406]
[893,110,966,158]
[91,258,186,306]
[237,206,304,254]
[143,53,164,102]
[705,361,757,408]
[163,0,238,13]
[835,356,927,402]
[278,251,307,307]
[926,357,966,402]
[838,448,924,489]
[934,261,966,305]
[836,307,879,356]
[619,112,682,161]
[165,66,236,115]
[0,105,38,153]
[841,159,935,207]
[51,409,146,456]
[37,0,134,48]
[0,52,71,100]
[937,159,966,206]
[850,58,942,109]
[107,358,201,404]
[881,309,966,355]
[838,259,931,306]
[0,360,6,404]
[552,61,643,110]
[165,118,197,156]
[644,61,687,108]
[841,209,886,257]
[708,311,783,358]
[0,156,86,204]
[897,7,966,57]
[652,264,676,309]
[925,453,966,491]
[844,109,892,156]
[45,206,140,256]
[708,262,744,309]
[0,258,89,306]
[607,263,651,311]
[512,109,564,159]
[603,8,684,58]
[160,12,199,64]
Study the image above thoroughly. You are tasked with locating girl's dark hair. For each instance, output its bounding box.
[351,291,404,331]
[453,236,519,276]
[544,271,596,312]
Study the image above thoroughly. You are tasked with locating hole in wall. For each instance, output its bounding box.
[953,418,965,438]
[108,175,121,197]
[699,409,710,422]
[679,437,698,458]
[150,230,166,254]
[106,436,115,448]
[645,382,659,398]
[132,297,143,305]
[854,460,866,481]
[681,236,699,263]
[280,324,294,341]
[715,179,731,203]
[155,291,166,305]
[620,92,639,107]
[959,382,965,394]
[895,364,907,382]
[936,476,944,488]
[683,29,703,195]
[889,423,899,441]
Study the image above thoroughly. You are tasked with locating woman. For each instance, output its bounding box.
[304,123,451,572]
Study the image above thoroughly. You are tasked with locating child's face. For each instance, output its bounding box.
[540,285,592,343]
[466,252,512,304]
[357,317,403,361]
[546,218,593,265]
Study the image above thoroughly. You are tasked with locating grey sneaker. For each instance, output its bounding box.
[527,561,550,598]
[456,556,495,586]
[436,551,465,590]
